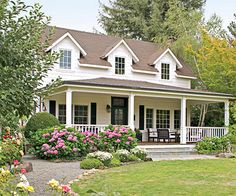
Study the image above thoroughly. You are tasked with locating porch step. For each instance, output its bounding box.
[138,144,197,157]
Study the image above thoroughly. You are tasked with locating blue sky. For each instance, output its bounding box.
[24,0,236,32]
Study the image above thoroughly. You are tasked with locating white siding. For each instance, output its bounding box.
[46,93,183,130]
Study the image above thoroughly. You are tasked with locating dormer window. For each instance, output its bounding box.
[115,57,125,75]
[161,63,170,80]
[60,50,71,69]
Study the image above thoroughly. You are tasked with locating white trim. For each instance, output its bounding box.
[175,74,197,80]
[46,32,87,56]
[78,62,110,69]
[153,48,183,68]
[131,68,157,75]
[103,39,139,63]
[63,85,233,100]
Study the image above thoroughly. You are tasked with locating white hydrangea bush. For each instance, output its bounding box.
[115,149,131,162]
[87,151,113,165]
[131,147,148,160]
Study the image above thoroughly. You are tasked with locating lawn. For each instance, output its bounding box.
[72,159,236,196]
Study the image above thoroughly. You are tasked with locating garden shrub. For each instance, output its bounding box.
[114,149,135,162]
[25,112,60,138]
[30,127,89,160]
[86,151,113,166]
[109,157,121,167]
[227,125,236,144]
[131,147,148,160]
[195,137,231,154]
[80,158,104,169]
[99,126,137,152]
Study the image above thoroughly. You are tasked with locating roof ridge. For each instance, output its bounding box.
[49,25,163,46]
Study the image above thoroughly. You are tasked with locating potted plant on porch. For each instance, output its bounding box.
[135,128,142,142]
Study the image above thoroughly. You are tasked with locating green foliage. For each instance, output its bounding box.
[25,112,60,138]
[0,0,60,128]
[99,0,205,41]
[195,137,231,154]
[109,157,121,167]
[80,158,104,169]
[227,125,236,144]
[98,126,137,152]
[0,140,22,165]
[131,147,148,161]
[114,149,139,162]
[30,127,89,160]
[228,13,236,39]
[188,29,236,95]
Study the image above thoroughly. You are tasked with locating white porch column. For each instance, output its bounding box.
[180,97,187,144]
[128,93,135,130]
[66,90,72,127]
[224,100,230,130]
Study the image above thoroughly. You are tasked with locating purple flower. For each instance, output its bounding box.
[125,141,130,145]
[73,148,78,152]
[116,139,121,143]
[104,142,108,145]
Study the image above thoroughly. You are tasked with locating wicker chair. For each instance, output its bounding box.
[157,128,170,142]
[147,128,158,142]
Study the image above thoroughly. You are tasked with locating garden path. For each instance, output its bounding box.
[23,155,84,196]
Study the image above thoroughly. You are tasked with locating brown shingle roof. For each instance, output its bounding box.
[63,77,234,97]
[47,26,195,77]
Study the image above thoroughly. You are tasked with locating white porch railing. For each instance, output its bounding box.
[73,124,107,134]
[186,127,227,142]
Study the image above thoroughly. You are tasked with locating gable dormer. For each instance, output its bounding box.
[148,48,196,81]
[46,32,87,70]
[101,39,139,75]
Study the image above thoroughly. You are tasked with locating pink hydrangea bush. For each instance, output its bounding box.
[30,127,89,160]
[98,125,137,152]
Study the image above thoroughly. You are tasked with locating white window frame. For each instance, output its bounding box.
[58,104,66,124]
[156,109,170,129]
[74,105,89,124]
[59,49,72,69]
[161,63,170,80]
[146,108,154,129]
[115,56,125,75]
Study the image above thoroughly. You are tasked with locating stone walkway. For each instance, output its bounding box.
[23,155,84,196]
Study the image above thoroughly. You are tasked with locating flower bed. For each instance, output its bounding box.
[30,127,90,160]
[30,125,138,160]
[99,125,137,152]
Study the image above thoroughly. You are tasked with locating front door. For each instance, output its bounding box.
[111,97,128,125]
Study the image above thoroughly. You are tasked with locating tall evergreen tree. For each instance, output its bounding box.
[99,0,205,42]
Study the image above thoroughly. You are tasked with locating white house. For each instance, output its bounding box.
[39,26,234,144]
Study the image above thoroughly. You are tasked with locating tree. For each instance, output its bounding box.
[188,29,236,95]
[99,0,205,42]
[228,13,236,39]
[0,0,60,131]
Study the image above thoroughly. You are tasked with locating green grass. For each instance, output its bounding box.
[72,159,236,196]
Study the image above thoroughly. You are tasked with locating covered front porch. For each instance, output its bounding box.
[41,80,231,145]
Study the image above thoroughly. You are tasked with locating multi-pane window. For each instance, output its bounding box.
[58,104,66,124]
[161,63,170,80]
[156,110,170,128]
[60,50,71,69]
[115,57,125,75]
[146,109,153,128]
[174,110,181,129]
[74,105,88,124]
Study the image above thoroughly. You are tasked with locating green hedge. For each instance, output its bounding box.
[25,112,60,138]
[80,158,104,169]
